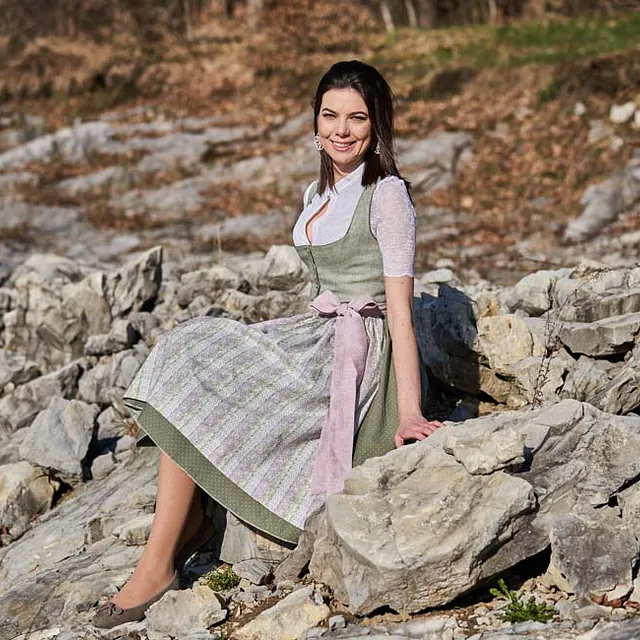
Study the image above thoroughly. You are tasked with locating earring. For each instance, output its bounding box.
[374,141,381,155]
[313,134,324,151]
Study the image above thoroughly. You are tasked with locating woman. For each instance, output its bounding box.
[93,60,442,629]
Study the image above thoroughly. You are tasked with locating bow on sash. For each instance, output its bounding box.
[310,291,384,495]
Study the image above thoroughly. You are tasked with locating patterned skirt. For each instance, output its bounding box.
[124,311,386,543]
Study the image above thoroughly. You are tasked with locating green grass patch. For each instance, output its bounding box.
[202,566,241,592]
[490,578,558,624]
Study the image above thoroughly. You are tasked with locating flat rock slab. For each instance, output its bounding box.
[559,312,640,357]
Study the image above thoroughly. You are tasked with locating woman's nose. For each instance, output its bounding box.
[335,118,349,137]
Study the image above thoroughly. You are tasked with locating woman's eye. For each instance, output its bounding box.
[352,116,367,122]
[322,113,335,119]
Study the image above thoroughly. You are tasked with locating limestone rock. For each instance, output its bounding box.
[84,319,139,356]
[0,360,83,435]
[309,401,640,615]
[177,265,241,308]
[77,344,148,405]
[146,585,226,640]
[550,508,637,601]
[558,312,640,357]
[57,166,133,198]
[0,351,40,388]
[234,585,329,640]
[105,247,163,318]
[0,461,55,543]
[593,343,640,414]
[19,397,100,479]
[259,245,307,291]
[476,314,535,375]
[506,269,569,317]
[0,121,114,170]
[610,102,636,125]
[112,512,154,546]
[232,558,273,585]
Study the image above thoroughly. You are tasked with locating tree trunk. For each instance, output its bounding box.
[246,0,264,29]
[380,0,395,31]
[182,0,193,40]
[488,0,499,22]
[404,0,418,26]
[414,0,437,27]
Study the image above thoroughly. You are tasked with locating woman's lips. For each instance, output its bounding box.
[331,140,355,151]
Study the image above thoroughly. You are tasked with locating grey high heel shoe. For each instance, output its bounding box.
[92,571,181,629]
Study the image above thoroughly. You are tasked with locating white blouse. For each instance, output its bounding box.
[292,163,416,277]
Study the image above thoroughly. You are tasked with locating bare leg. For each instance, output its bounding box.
[112,452,202,608]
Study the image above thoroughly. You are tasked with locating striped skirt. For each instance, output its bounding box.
[124,311,386,542]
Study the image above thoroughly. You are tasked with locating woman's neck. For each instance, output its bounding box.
[333,160,364,184]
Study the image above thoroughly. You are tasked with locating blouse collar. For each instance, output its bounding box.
[331,162,365,195]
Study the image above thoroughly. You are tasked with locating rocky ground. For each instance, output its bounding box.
[0,97,639,639]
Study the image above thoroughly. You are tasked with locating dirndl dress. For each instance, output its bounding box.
[124,183,399,544]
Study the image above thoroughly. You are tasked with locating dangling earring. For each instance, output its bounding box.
[374,141,381,155]
[313,134,324,151]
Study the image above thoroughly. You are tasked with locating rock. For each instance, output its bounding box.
[550,508,637,601]
[562,288,640,323]
[328,614,346,631]
[0,114,45,149]
[90,452,117,480]
[232,559,273,585]
[610,102,636,125]
[112,512,155,546]
[506,269,571,316]
[309,401,640,615]
[476,314,537,375]
[0,360,83,435]
[564,157,640,242]
[397,131,473,193]
[0,461,55,543]
[512,355,569,405]
[0,171,38,192]
[0,351,40,388]
[259,245,307,291]
[208,505,292,566]
[558,312,640,357]
[0,122,114,170]
[96,406,130,441]
[19,397,99,479]
[177,265,241,308]
[420,268,456,285]
[77,344,148,405]
[84,319,139,356]
[561,356,611,403]
[0,203,82,236]
[146,585,226,640]
[588,119,613,144]
[234,585,329,640]
[0,448,158,636]
[105,246,163,317]
[57,166,134,198]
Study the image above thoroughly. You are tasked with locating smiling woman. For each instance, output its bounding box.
[92,59,443,630]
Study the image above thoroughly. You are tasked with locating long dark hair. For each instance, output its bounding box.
[312,60,404,195]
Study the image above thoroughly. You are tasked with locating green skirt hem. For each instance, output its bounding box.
[128,398,302,545]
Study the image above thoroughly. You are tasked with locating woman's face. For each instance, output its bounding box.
[317,88,372,179]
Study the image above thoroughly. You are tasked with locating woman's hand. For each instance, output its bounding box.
[394,414,444,448]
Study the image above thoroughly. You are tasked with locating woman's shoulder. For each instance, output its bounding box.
[372,174,410,199]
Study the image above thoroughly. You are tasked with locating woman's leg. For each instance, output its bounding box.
[112,452,202,608]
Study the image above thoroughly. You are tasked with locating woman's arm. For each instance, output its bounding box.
[385,275,442,447]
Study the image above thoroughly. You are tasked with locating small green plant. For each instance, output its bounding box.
[489,578,557,624]
[202,566,240,592]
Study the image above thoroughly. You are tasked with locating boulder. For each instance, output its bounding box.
[146,586,227,640]
[234,585,329,640]
[550,507,637,601]
[56,166,133,198]
[0,360,83,435]
[0,352,40,388]
[84,319,139,356]
[112,513,154,546]
[259,245,307,291]
[105,247,163,317]
[176,265,241,308]
[0,122,114,170]
[558,312,640,357]
[309,400,640,614]
[19,397,99,479]
[77,344,148,405]
[0,461,55,544]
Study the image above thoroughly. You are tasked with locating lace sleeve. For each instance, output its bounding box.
[370,177,416,277]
